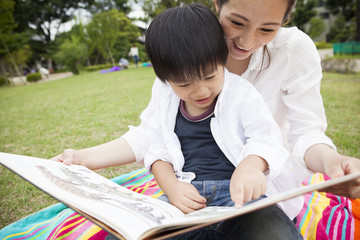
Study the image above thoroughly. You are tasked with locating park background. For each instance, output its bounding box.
[0,0,359,230]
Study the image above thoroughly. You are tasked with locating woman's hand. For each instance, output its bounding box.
[305,144,360,199]
[51,149,85,166]
[322,155,360,199]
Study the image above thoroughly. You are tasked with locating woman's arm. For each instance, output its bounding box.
[279,29,360,198]
[52,137,136,170]
[305,143,360,198]
[53,78,167,168]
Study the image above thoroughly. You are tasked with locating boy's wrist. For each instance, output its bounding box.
[238,155,268,173]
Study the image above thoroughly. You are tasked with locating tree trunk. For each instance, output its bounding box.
[0,36,26,85]
[105,41,115,66]
[0,60,11,86]
[356,0,360,41]
[47,58,53,73]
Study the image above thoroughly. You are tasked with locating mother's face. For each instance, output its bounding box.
[216,0,288,61]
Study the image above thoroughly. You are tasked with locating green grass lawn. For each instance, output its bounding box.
[0,68,359,229]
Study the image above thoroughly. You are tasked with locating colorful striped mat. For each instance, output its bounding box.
[1,169,359,240]
[0,168,162,240]
[296,173,360,240]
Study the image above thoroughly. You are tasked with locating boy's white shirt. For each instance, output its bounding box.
[142,68,303,220]
[123,27,336,186]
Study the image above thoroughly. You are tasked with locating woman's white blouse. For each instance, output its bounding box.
[123,27,335,185]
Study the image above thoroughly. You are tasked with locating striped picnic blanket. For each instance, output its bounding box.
[1,169,359,240]
[296,173,360,240]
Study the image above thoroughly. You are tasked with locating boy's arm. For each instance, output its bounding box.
[230,155,268,208]
[152,160,206,213]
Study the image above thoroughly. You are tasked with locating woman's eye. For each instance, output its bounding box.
[260,28,275,33]
[231,21,244,27]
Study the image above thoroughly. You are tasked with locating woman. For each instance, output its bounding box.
[55,0,360,204]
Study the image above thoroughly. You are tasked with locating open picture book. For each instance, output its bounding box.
[1,152,360,240]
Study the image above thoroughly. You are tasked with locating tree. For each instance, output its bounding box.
[357,0,360,41]
[54,35,88,74]
[86,9,139,65]
[0,0,29,84]
[12,0,97,70]
[88,0,131,13]
[325,0,355,21]
[326,14,353,42]
[325,0,358,42]
[288,0,317,31]
[135,0,214,23]
[308,17,326,41]
[11,0,133,71]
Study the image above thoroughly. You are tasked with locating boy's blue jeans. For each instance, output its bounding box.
[159,179,303,240]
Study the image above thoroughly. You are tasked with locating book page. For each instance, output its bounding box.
[0,152,183,240]
[140,170,360,239]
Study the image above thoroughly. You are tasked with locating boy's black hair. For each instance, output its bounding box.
[145,3,228,83]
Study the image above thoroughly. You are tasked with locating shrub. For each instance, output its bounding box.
[0,76,7,86]
[85,64,113,72]
[315,42,333,49]
[26,72,42,82]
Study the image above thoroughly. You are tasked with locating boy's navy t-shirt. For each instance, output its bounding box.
[174,100,235,181]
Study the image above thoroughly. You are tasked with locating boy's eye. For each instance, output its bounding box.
[205,75,215,80]
[177,83,190,88]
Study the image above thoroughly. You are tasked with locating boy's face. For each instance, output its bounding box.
[169,65,224,116]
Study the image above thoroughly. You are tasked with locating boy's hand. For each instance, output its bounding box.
[230,155,267,208]
[167,181,206,214]
[51,149,84,166]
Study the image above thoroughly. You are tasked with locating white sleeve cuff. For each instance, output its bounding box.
[122,124,148,163]
[291,133,336,184]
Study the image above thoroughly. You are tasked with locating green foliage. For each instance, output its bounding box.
[0,76,7,86]
[0,0,16,35]
[89,0,132,14]
[134,0,214,22]
[308,17,326,41]
[288,0,317,31]
[26,72,42,82]
[326,14,353,42]
[315,42,333,49]
[54,35,88,75]
[325,0,356,22]
[85,63,113,72]
[87,9,140,65]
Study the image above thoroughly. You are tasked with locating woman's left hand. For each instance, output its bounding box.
[322,155,360,199]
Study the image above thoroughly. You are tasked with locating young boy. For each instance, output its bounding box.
[142,4,303,239]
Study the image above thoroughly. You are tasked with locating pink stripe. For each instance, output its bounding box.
[129,179,160,195]
[296,192,312,228]
[55,216,87,238]
[88,229,108,240]
[48,212,80,239]
[304,192,321,238]
[344,199,354,240]
[348,200,355,240]
[332,210,343,239]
